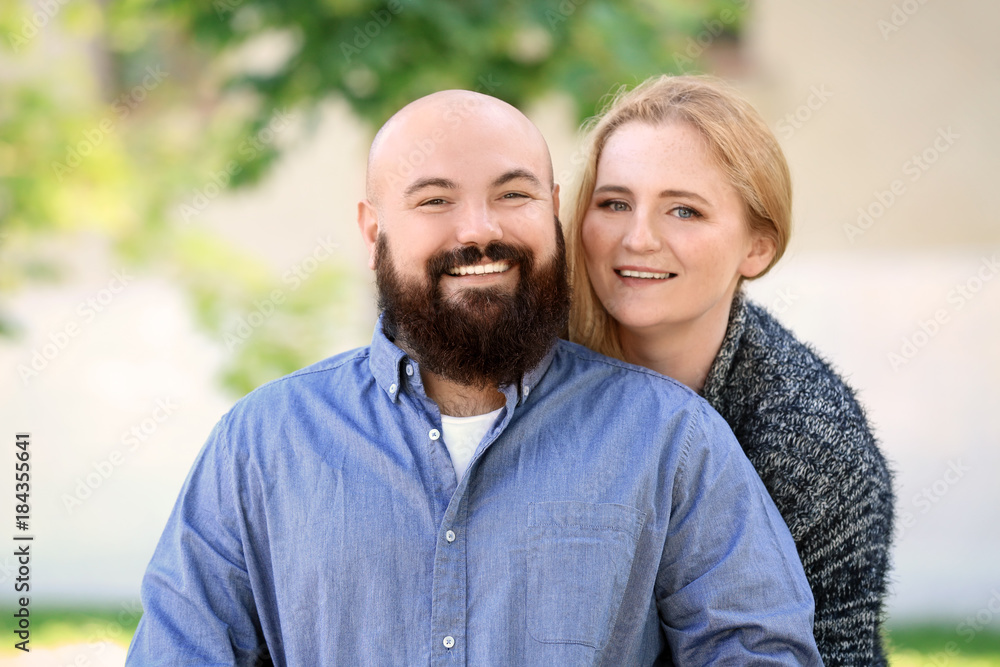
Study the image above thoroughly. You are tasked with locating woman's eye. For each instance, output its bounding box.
[597,200,630,212]
[672,206,701,219]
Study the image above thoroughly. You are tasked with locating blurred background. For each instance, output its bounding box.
[1,0,998,664]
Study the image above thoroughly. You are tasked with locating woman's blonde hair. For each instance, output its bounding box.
[566,74,792,359]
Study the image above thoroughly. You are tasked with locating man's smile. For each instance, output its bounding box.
[446,261,513,276]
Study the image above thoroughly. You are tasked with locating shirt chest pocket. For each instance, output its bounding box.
[526,501,647,650]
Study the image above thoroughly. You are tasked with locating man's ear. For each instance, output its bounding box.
[552,183,561,219]
[739,234,777,279]
[358,200,379,270]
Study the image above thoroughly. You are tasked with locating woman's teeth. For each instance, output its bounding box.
[618,269,671,280]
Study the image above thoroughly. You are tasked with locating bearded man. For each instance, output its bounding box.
[128,90,821,666]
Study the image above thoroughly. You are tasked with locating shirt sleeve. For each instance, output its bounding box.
[126,416,270,666]
[655,402,824,666]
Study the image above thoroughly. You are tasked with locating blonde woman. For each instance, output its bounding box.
[567,75,894,666]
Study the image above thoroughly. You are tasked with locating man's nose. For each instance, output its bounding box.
[454,201,503,246]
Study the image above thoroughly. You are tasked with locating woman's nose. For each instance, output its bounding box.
[621,212,661,253]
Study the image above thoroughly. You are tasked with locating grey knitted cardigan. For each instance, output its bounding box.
[702,293,894,667]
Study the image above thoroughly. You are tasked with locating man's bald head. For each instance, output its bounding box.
[365,90,554,208]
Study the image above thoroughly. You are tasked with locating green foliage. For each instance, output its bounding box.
[159,0,747,127]
[1,0,747,394]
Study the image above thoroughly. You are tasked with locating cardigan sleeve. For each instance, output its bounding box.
[746,406,894,667]
[700,296,895,665]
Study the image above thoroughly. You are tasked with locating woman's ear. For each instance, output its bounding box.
[739,234,777,279]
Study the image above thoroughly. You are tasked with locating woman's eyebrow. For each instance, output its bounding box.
[593,184,633,196]
[593,185,711,208]
[658,189,710,206]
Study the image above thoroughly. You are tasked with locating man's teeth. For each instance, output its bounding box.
[447,261,511,276]
[619,269,671,279]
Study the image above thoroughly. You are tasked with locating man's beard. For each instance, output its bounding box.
[375,219,571,390]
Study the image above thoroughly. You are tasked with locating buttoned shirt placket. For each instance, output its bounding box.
[398,357,528,665]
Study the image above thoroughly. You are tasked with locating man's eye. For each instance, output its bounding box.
[420,198,448,206]
[501,192,529,200]
[597,200,630,212]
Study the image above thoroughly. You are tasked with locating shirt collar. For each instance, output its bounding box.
[368,315,410,402]
[515,343,557,405]
[368,313,558,406]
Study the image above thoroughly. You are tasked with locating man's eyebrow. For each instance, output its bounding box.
[492,169,544,189]
[404,177,459,198]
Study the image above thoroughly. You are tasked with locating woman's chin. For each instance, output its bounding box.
[611,313,685,336]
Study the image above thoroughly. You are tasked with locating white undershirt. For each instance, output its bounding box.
[439,407,503,482]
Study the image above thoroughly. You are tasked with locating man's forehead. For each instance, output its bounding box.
[377,136,551,200]
[367,90,553,201]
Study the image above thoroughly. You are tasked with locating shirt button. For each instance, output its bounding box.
[443,636,455,649]
[405,364,414,376]
[523,385,530,398]
[445,530,456,543]
[429,429,440,441]
[389,383,397,394]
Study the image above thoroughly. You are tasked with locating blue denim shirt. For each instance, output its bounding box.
[128,322,821,666]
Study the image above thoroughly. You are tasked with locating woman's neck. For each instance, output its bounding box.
[618,296,735,394]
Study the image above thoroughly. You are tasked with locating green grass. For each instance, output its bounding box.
[3,608,1000,664]
[887,624,1000,666]
[1,606,141,655]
